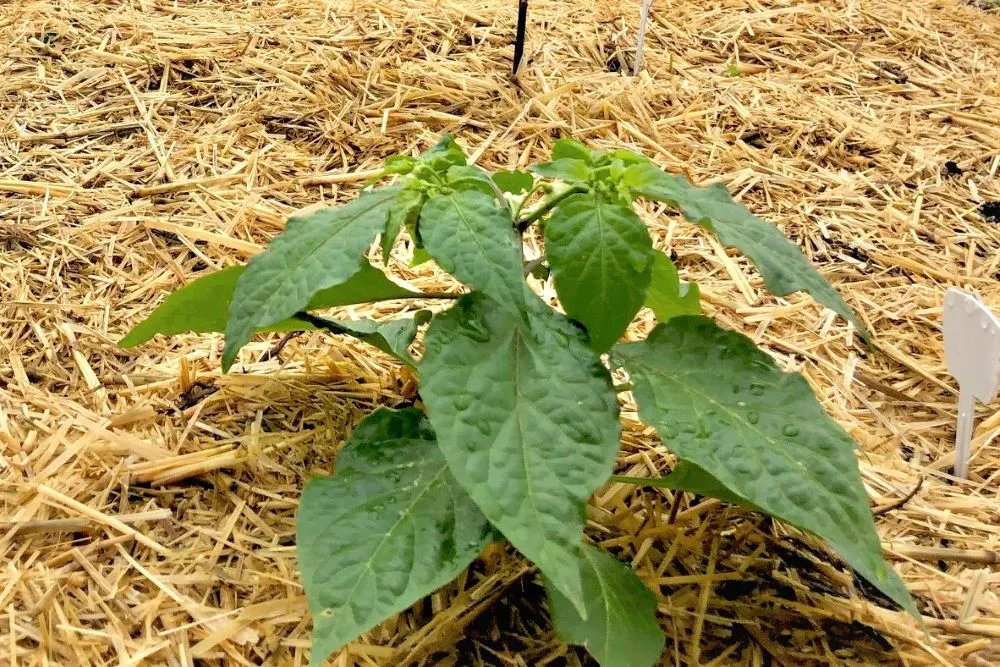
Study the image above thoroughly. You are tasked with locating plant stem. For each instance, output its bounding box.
[416,291,462,300]
[516,185,586,232]
[523,254,547,277]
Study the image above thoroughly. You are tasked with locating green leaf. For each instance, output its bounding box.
[383,188,424,263]
[299,312,429,365]
[420,134,467,170]
[532,158,592,183]
[418,190,525,310]
[119,262,422,348]
[492,170,534,195]
[298,408,494,666]
[410,247,433,268]
[446,165,497,197]
[546,544,664,667]
[419,292,621,614]
[622,164,866,339]
[612,461,751,509]
[644,252,701,322]
[384,154,418,176]
[613,316,917,617]
[544,193,653,352]
[552,138,595,163]
[222,186,401,371]
[600,148,650,167]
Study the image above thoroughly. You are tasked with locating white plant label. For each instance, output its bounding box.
[942,287,1000,479]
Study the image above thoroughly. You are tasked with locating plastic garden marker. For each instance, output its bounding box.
[942,287,1000,479]
[634,0,654,75]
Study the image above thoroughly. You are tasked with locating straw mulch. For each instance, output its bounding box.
[2,0,999,664]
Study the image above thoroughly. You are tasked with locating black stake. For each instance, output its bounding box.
[513,0,528,75]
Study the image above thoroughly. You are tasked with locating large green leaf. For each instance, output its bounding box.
[623,164,866,339]
[544,193,653,352]
[223,186,403,370]
[546,544,664,667]
[418,190,525,310]
[613,316,916,617]
[644,252,701,323]
[419,292,621,613]
[119,262,421,348]
[298,408,494,666]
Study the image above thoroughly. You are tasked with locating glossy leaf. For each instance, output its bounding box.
[119,262,421,348]
[419,190,525,310]
[545,193,653,352]
[419,292,621,613]
[298,408,494,665]
[546,543,664,667]
[223,186,402,370]
[623,164,866,339]
[614,316,917,617]
[492,170,534,195]
[644,252,701,322]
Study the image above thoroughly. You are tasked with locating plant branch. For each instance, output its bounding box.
[516,185,586,232]
[523,254,547,277]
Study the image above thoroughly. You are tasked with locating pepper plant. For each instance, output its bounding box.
[121,136,918,666]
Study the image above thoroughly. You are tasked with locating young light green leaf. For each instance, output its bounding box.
[552,138,595,163]
[446,165,498,197]
[383,154,418,175]
[119,262,422,348]
[382,188,424,263]
[532,158,592,183]
[492,170,534,195]
[614,316,917,618]
[297,312,428,366]
[418,190,525,310]
[298,408,494,666]
[622,164,866,339]
[599,148,650,167]
[546,543,665,667]
[544,193,653,352]
[222,186,401,371]
[644,252,701,322]
[420,134,467,170]
[419,292,621,614]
